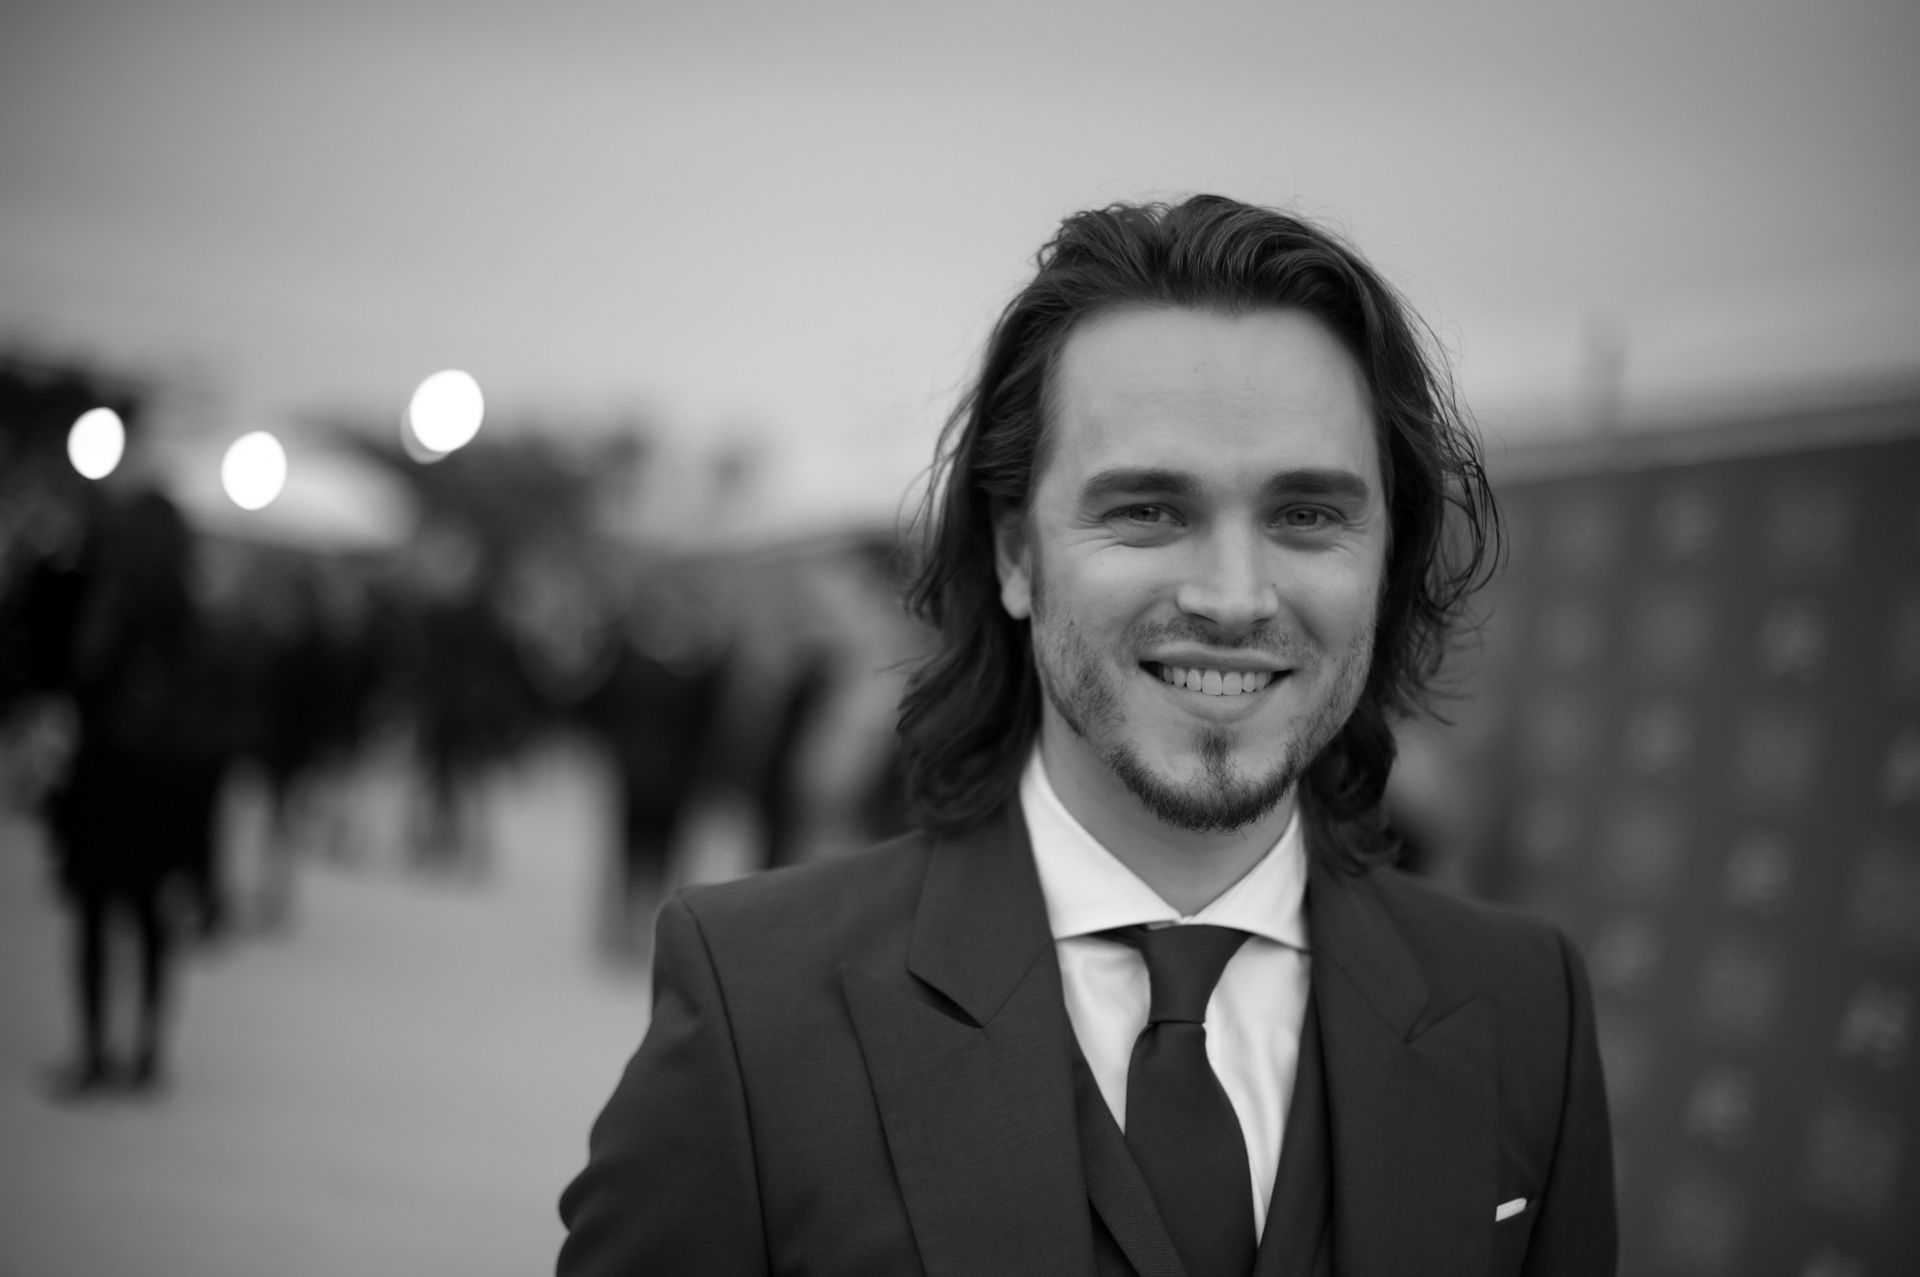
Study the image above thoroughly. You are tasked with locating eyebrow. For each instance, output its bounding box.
[1260,469,1374,504]
[1077,466,1374,506]
[1078,467,1199,505]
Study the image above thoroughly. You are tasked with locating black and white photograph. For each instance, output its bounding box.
[1,2,1915,1274]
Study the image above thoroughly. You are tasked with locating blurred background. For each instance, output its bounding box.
[1,1,1915,1273]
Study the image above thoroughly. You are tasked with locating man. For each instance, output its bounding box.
[558,195,1616,1276]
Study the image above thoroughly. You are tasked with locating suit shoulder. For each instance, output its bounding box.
[674,829,934,957]
[1361,865,1568,971]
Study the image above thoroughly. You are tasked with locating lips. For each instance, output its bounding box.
[1146,663,1277,697]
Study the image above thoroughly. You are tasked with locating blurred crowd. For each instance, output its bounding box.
[0,358,928,1096]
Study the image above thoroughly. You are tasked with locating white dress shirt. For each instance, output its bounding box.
[1018,750,1311,1239]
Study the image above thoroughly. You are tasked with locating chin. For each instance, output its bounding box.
[1104,732,1299,835]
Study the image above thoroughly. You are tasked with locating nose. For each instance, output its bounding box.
[1173,526,1282,635]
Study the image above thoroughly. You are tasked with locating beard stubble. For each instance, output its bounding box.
[1030,572,1373,834]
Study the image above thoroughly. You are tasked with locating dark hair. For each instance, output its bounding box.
[898,195,1499,871]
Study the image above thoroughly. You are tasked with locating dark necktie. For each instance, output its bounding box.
[1109,923,1256,1277]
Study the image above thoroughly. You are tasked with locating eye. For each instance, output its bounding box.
[1112,503,1179,526]
[1276,505,1336,530]
[1102,503,1185,543]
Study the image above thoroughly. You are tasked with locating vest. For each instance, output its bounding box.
[1075,990,1333,1277]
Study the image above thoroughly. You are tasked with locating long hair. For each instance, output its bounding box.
[898,195,1499,871]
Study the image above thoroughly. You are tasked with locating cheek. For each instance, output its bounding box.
[1032,549,1152,630]
[1292,558,1386,639]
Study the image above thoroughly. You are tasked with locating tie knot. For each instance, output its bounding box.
[1109,924,1250,1024]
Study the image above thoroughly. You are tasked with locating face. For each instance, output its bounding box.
[995,305,1389,835]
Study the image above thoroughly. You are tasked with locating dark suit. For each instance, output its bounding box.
[558,807,1616,1276]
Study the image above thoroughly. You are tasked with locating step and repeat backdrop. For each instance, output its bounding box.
[1448,412,1920,1276]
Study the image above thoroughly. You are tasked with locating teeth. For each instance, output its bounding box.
[1155,665,1274,696]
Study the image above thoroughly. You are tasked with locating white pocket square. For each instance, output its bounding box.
[1495,1198,1528,1222]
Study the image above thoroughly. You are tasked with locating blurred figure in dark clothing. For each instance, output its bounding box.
[379,516,542,876]
[245,563,323,926]
[411,592,536,873]
[39,489,224,1096]
[747,648,832,873]
[248,561,378,923]
[579,598,725,959]
[0,490,92,836]
[297,558,384,865]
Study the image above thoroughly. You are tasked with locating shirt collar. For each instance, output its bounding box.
[1018,747,1308,950]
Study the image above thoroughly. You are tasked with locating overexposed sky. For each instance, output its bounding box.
[3,0,1916,534]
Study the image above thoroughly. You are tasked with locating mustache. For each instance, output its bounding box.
[1125,618,1311,660]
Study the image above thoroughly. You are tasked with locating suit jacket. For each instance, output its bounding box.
[557,807,1617,1276]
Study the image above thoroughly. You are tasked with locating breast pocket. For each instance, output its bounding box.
[1490,1194,1536,1276]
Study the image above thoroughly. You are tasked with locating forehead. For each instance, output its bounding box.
[1039,305,1379,493]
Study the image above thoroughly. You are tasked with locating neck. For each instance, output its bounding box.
[1038,733,1295,917]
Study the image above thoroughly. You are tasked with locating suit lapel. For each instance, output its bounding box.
[1308,862,1497,1276]
[1069,1042,1187,1277]
[842,814,1500,1276]
[844,810,1095,1277]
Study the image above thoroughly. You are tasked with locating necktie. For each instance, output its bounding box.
[1109,923,1256,1277]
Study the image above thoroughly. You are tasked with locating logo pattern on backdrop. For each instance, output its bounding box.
[1469,430,1920,1276]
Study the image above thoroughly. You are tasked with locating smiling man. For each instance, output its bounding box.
[559,196,1617,1277]
[999,306,1386,918]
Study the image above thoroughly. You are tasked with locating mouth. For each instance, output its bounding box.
[1142,661,1282,698]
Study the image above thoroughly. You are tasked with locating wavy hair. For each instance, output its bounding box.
[898,195,1499,870]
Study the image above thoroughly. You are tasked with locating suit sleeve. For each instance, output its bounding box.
[558,895,768,1276]
[1521,928,1619,1277]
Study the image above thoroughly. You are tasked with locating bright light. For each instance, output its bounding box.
[67,407,126,480]
[400,420,451,465]
[407,369,485,453]
[221,431,288,511]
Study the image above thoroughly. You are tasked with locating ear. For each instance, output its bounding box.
[993,509,1034,620]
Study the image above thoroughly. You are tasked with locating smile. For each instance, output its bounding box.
[1146,663,1276,697]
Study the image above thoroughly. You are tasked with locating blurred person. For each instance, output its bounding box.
[39,489,225,1096]
[560,196,1617,1275]
[678,556,832,878]
[749,645,833,872]
[774,544,923,864]
[0,487,89,851]
[392,519,537,876]
[246,560,329,927]
[579,581,726,959]
[290,555,385,866]
[692,545,919,876]
[214,553,382,925]
[180,535,278,935]
[0,486,92,712]
[413,592,531,873]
